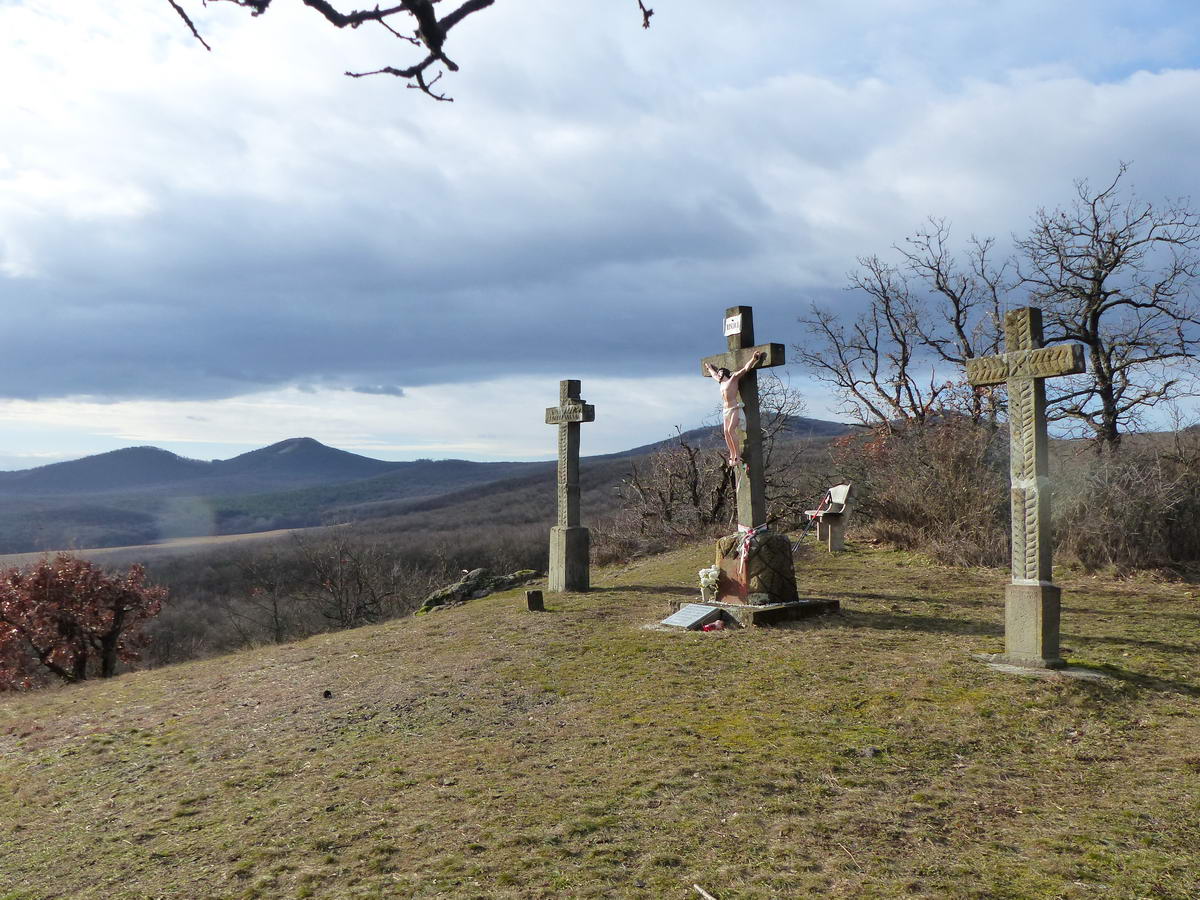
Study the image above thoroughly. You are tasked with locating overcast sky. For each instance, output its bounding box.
[2,1,1199,468]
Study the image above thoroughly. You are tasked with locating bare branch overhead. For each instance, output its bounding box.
[165,0,656,99]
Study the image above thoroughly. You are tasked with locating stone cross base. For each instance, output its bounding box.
[714,532,799,605]
[1000,583,1066,669]
[549,526,590,592]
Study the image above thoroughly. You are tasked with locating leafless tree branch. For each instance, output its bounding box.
[166,0,655,99]
[800,164,1200,448]
[165,0,212,51]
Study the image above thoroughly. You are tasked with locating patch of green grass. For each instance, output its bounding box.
[1,543,1198,898]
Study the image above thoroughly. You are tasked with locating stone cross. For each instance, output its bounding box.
[966,306,1085,668]
[545,379,595,592]
[700,306,785,529]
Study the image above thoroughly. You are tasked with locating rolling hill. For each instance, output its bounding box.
[0,417,856,554]
[0,438,401,496]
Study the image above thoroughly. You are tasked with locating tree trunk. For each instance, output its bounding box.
[100,606,126,678]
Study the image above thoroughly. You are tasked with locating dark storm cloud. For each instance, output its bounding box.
[352,385,405,397]
[5,0,1200,410]
[0,151,777,401]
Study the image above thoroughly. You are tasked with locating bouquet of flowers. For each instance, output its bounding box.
[698,565,720,593]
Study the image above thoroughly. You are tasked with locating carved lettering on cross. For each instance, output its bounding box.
[545,380,595,528]
[699,305,785,529]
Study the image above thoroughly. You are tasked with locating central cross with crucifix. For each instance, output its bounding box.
[698,306,801,610]
[545,379,595,592]
[967,306,1085,668]
[700,305,785,529]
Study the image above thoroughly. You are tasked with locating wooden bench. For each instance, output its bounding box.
[806,482,855,552]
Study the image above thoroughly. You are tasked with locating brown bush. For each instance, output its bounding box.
[1054,436,1200,574]
[833,419,1200,574]
[830,419,1010,567]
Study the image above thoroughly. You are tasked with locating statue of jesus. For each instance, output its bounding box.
[704,350,766,466]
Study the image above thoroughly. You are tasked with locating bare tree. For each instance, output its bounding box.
[618,373,809,537]
[757,373,819,527]
[795,259,952,430]
[1016,164,1200,447]
[802,166,1200,447]
[166,0,655,100]
[224,549,296,644]
[894,219,1007,424]
[293,533,401,628]
[621,427,735,539]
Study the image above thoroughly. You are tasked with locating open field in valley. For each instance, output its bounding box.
[0,527,335,570]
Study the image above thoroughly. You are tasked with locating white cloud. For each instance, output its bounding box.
[0,373,729,465]
[0,1,1198,458]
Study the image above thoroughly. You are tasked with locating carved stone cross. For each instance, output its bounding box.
[700,306,785,529]
[545,379,595,592]
[966,306,1085,668]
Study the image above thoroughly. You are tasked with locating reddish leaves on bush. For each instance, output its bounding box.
[0,555,167,690]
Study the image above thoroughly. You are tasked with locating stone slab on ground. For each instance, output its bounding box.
[661,603,723,630]
[972,654,1110,681]
[669,596,839,627]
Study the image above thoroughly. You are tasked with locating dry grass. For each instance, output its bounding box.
[1,542,1198,899]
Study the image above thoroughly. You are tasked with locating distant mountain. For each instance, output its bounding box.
[0,447,211,495]
[209,457,545,535]
[0,419,857,553]
[0,438,404,497]
[618,415,857,457]
[211,438,400,490]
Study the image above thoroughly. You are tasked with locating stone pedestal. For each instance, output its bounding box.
[714,532,799,605]
[549,526,590,593]
[1001,583,1065,669]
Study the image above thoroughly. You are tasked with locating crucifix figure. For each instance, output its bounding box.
[705,351,766,466]
[967,306,1085,668]
[700,306,785,530]
[700,306,798,608]
[545,379,595,592]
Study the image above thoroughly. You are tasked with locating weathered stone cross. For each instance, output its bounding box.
[545,379,595,592]
[966,306,1085,668]
[700,305,785,529]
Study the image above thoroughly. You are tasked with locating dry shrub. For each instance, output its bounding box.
[837,419,1200,575]
[591,508,678,566]
[831,419,1010,566]
[1054,436,1200,574]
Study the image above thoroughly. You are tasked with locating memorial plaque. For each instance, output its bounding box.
[661,603,722,630]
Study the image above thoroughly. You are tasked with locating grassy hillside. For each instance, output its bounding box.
[2,545,1198,899]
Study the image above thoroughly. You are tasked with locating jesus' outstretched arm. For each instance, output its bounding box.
[732,350,766,380]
